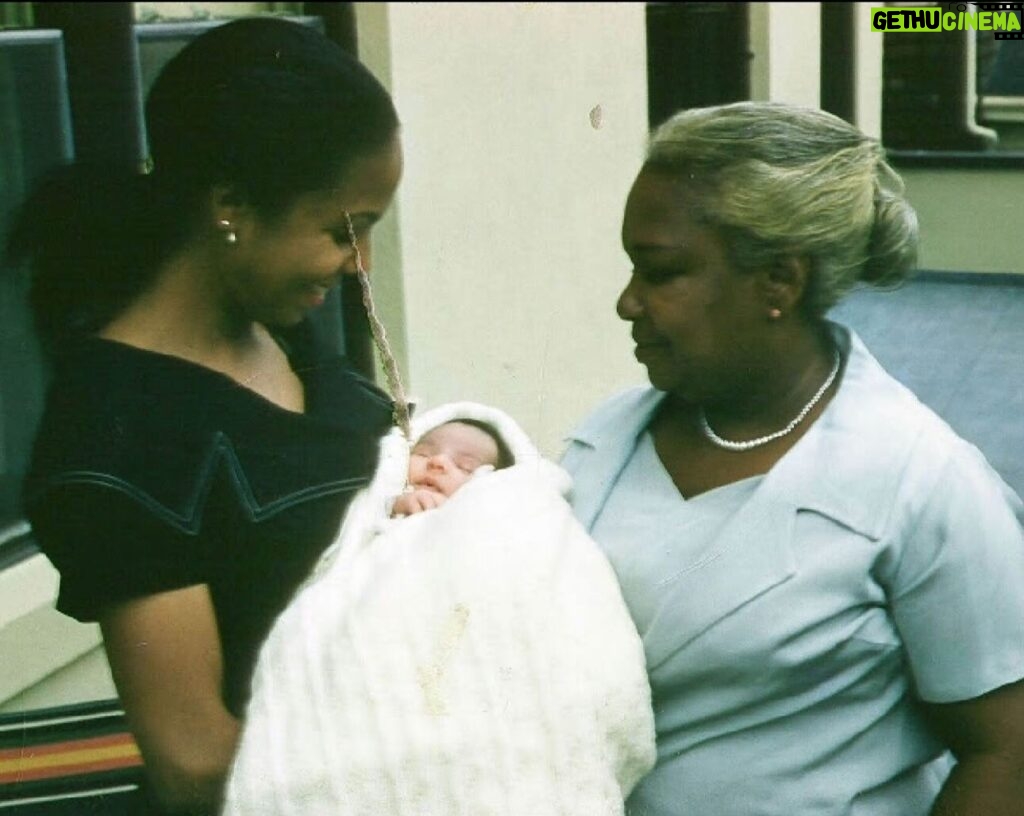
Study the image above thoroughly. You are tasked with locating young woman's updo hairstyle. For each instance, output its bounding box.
[8,17,398,347]
[644,102,918,317]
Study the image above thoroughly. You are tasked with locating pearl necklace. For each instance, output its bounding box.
[698,349,842,452]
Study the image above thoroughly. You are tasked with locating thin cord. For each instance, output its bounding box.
[344,212,412,440]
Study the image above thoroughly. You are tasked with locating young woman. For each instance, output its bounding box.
[9,17,402,814]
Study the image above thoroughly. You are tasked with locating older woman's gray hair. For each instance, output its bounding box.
[645,102,919,316]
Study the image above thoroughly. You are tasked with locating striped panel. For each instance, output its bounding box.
[0,732,142,785]
[0,700,145,806]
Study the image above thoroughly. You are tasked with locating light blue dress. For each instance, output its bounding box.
[562,324,1024,816]
[592,432,762,636]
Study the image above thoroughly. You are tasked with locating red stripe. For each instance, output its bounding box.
[0,732,136,762]
[1,750,143,784]
[0,736,142,786]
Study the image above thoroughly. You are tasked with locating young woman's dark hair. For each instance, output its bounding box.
[6,17,399,349]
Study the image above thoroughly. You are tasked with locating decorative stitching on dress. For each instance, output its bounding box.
[35,432,370,534]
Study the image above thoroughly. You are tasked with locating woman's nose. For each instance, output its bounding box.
[616,274,643,321]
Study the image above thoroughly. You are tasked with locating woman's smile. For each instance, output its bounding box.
[299,281,332,308]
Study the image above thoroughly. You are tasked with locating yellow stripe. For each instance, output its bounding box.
[0,742,140,775]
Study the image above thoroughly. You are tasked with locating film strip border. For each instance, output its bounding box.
[976,2,1024,36]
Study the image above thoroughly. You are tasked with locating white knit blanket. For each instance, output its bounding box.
[222,402,656,816]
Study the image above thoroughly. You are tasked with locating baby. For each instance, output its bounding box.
[223,404,656,816]
[391,419,513,516]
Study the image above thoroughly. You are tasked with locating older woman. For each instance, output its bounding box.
[562,102,1024,816]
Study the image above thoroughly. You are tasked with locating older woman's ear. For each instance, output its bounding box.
[760,255,811,318]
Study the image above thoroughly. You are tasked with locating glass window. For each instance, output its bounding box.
[0,30,74,554]
[977,10,1024,150]
[646,2,749,129]
[881,4,1024,154]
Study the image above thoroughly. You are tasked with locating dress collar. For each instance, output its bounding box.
[565,323,934,541]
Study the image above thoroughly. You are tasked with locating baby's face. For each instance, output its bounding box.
[408,422,501,498]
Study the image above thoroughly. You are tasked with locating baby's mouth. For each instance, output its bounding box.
[414,477,446,495]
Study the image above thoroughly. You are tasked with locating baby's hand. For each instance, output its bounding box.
[391,489,449,517]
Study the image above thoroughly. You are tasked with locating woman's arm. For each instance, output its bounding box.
[99,585,241,815]
[925,679,1024,816]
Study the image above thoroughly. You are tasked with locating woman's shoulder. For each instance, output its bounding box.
[25,326,390,526]
[818,325,1019,527]
[837,326,982,461]
[37,320,389,438]
[45,331,247,404]
[34,333,252,452]
[564,385,662,447]
[24,337,238,528]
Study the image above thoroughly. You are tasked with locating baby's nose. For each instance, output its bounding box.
[426,453,454,471]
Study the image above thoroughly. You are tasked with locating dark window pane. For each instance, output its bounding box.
[0,30,74,537]
[646,2,750,129]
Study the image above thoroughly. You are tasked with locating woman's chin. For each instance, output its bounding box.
[640,361,680,394]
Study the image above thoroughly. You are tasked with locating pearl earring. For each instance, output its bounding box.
[217,219,238,245]
[769,308,782,320]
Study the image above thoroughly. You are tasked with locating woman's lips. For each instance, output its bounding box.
[302,283,330,307]
[633,337,668,360]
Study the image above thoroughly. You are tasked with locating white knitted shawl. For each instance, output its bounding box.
[222,402,656,816]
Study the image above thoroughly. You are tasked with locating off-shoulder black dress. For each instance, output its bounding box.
[23,320,393,714]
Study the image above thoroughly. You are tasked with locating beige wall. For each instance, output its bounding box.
[900,169,1024,274]
[356,3,649,456]
[746,3,883,138]
[749,2,822,107]
[852,2,884,139]
[0,554,115,713]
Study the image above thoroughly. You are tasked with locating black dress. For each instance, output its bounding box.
[23,320,394,715]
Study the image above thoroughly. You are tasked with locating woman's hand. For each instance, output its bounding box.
[392,488,448,517]
[99,585,241,815]
[925,678,1024,815]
